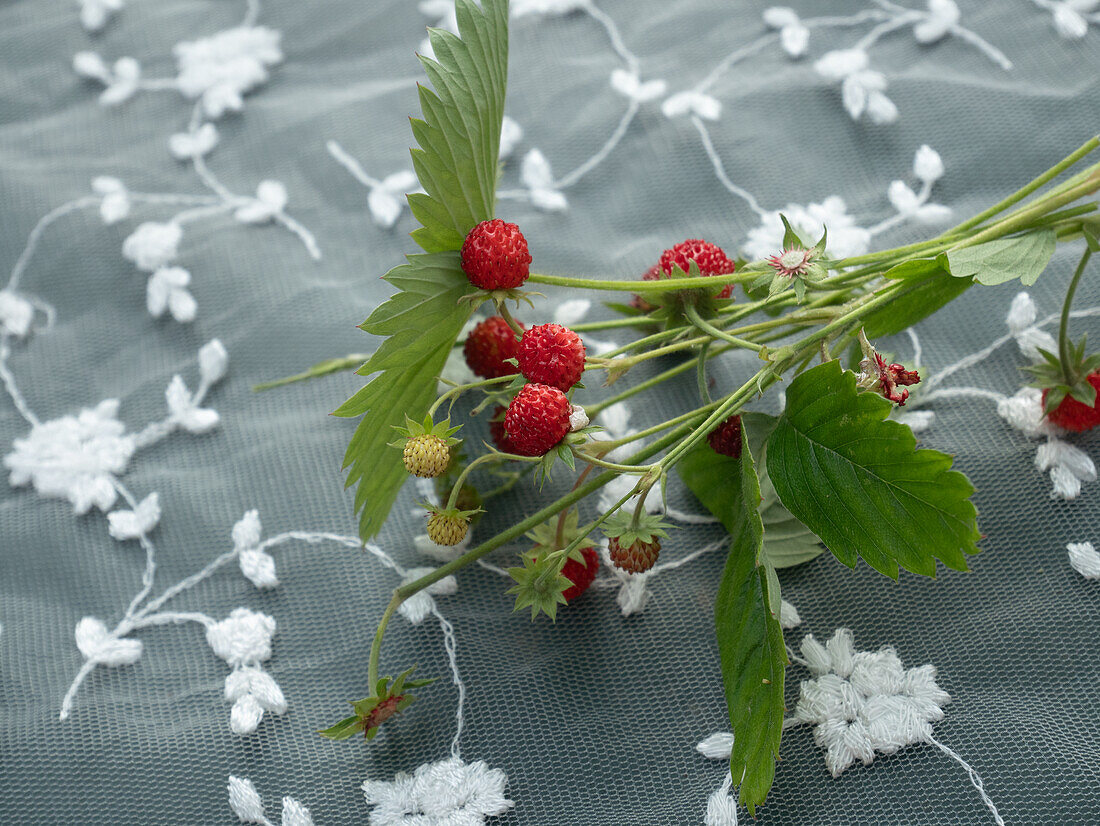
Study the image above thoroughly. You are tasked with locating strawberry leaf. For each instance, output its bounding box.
[677,413,824,569]
[713,422,787,814]
[942,229,1056,287]
[337,0,509,540]
[766,360,980,579]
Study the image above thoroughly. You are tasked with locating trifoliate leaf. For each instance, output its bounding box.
[942,229,1056,287]
[337,0,509,541]
[766,360,980,579]
[713,423,786,815]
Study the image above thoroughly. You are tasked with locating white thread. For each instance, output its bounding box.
[927,734,1006,825]
[431,605,467,760]
[1067,541,1100,579]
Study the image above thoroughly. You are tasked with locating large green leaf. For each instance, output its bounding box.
[942,229,1056,286]
[766,360,980,579]
[713,425,787,814]
[677,413,823,569]
[337,0,509,540]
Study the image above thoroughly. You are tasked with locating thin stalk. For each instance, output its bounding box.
[683,304,763,351]
[1059,247,1094,383]
[430,375,513,417]
[527,270,756,293]
[445,452,537,511]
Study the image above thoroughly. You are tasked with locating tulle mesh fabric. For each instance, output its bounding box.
[1,1,1099,823]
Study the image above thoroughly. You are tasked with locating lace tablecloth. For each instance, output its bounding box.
[2,1,1099,823]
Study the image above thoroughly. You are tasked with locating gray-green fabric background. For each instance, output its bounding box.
[2,0,1099,823]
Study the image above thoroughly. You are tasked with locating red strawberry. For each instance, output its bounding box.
[608,536,661,574]
[517,323,586,391]
[658,239,735,299]
[504,383,572,456]
[464,316,523,379]
[560,546,599,601]
[1044,372,1100,432]
[461,219,532,290]
[488,405,519,453]
[707,415,743,457]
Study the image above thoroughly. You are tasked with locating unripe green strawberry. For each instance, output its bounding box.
[403,434,451,477]
[427,510,470,546]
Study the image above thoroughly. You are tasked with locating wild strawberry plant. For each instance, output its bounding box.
[269,0,1100,812]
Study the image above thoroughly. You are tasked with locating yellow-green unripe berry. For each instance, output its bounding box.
[403,434,450,477]
[426,511,469,546]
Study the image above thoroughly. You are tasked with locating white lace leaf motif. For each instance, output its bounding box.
[1067,541,1100,579]
[107,492,161,540]
[363,757,513,826]
[75,616,143,666]
[228,776,314,826]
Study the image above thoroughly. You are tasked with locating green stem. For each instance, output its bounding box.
[1059,246,1094,383]
[252,354,371,392]
[497,301,525,336]
[527,270,756,293]
[572,448,656,474]
[683,304,764,351]
[445,452,536,511]
[367,594,401,690]
[430,375,512,418]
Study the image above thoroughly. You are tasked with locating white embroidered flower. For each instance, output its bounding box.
[397,567,458,625]
[763,7,810,57]
[233,510,278,589]
[913,0,960,43]
[75,616,143,666]
[165,375,220,433]
[199,339,230,385]
[228,777,267,823]
[814,49,896,124]
[123,222,182,272]
[894,408,936,432]
[743,197,871,261]
[96,56,141,105]
[367,170,418,229]
[996,386,1053,439]
[147,267,197,323]
[1036,439,1096,499]
[107,492,161,540]
[92,176,130,224]
[1051,0,1097,39]
[511,0,587,18]
[887,180,952,224]
[791,629,951,777]
[363,757,514,825]
[168,123,219,159]
[610,69,668,102]
[78,0,123,32]
[235,180,288,224]
[174,27,283,118]
[520,149,568,211]
[206,608,276,667]
[224,666,287,734]
[4,399,134,514]
[661,90,722,121]
[499,115,523,160]
[1067,541,1100,579]
[1006,292,1056,361]
[913,144,945,183]
[0,291,35,338]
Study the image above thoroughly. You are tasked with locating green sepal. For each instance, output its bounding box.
[506,550,573,621]
[321,665,437,742]
[600,509,670,546]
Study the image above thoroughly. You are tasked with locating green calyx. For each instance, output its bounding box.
[749,217,830,304]
[1024,339,1100,413]
[600,509,670,547]
[637,259,735,327]
[319,665,437,741]
[390,413,463,448]
[506,549,575,621]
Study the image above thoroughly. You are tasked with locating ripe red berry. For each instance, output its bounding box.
[608,536,661,574]
[707,415,743,457]
[517,323,586,392]
[464,316,523,379]
[460,219,532,290]
[561,546,599,601]
[1044,372,1100,432]
[488,405,519,454]
[504,383,572,456]
[658,239,736,299]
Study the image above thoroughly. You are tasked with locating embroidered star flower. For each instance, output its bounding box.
[4,399,135,514]
[174,26,283,118]
[122,222,182,272]
[206,608,276,667]
[0,291,35,338]
[362,757,514,825]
